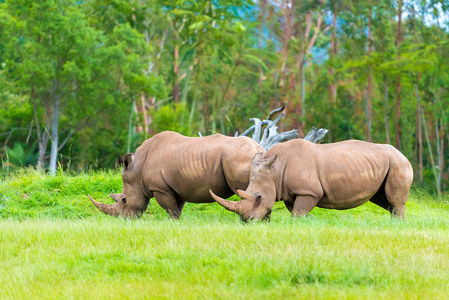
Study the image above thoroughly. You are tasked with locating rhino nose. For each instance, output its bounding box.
[243,216,255,222]
[240,216,250,223]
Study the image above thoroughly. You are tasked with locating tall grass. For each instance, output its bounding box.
[1,169,449,298]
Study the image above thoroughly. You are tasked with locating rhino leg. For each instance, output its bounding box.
[154,191,184,219]
[369,183,406,219]
[284,201,293,213]
[372,194,405,218]
[369,185,393,212]
[291,195,319,217]
[383,163,412,219]
[383,188,406,219]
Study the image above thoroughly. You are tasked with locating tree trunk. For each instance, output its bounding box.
[37,143,46,170]
[258,1,266,113]
[329,11,337,104]
[37,125,50,171]
[127,99,135,154]
[299,59,305,136]
[415,83,423,184]
[134,100,143,134]
[422,109,439,195]
[437,89,445,190]
[295,11,322,137]
[279,0,292,97]
[395,79,402,150]
[279,0,293,133]
[133,93,149,137]
[173,43,179,103]
[395,0,403,150]
[204,90,210,133]
[32,85,50,171]
[366,3,373,142]
[383,78,390,144]
[434,91,443,194]
[439,121,444,190]
[435,115,441,193]
[49,95,60,175]
[141,94,148,138]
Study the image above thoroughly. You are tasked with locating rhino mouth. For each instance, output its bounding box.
[241,216,255,223]
[240,213,269,222]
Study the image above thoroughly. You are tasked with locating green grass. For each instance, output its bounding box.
[1,169,449,299]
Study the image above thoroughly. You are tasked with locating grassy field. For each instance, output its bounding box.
[1,169,449,299]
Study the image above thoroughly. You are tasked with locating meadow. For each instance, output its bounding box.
[1,169,449,299]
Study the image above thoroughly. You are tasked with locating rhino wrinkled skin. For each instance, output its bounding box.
[211,139,414,221]
[89,131,265,218]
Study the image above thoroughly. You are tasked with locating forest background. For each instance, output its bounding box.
[1,0,448,194]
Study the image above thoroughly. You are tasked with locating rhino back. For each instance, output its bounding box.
[313,141,392,208]
[270,139,402,208]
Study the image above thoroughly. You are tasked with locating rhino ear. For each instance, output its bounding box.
[252,152,265,165]
[263,154,277,168]
[122,153,134,170]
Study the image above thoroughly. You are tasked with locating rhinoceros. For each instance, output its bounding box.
[89,131,265,218]
[210,139,413,221]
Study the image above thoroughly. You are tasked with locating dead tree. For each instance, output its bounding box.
[237,103,328,150]
[198,103,328,149]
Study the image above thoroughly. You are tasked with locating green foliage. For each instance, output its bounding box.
[4,143,37,167]
[1,0,449,191]
[151,103,193,136]
[0,168,122,218]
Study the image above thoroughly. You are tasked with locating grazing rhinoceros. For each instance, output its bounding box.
[89,131,265,218]
[210,139,413,221]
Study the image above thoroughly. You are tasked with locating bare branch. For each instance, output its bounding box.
[304,126,317,141]
[260,113,283,144]
[240,120,269,137]
[26,120,33,144]
[57,118,92,152]
[313,128,329,143]
[267,102,286,120]
[265,130,300,149]
[0,127,35,136]
[304,11,313,40]
[32,85,42,144]
[305,14,322,55]
[237,103,328,150]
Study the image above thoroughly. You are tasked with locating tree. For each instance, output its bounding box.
[0,0,157,173]
[395,0,403,150]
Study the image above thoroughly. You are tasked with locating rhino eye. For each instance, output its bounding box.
[122,197,127,205]
[256,195,262,202]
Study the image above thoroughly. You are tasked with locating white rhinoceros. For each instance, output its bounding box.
[89,131,265,218]
[211,139,413,221]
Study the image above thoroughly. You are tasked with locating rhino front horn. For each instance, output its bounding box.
[88,194,119,217]
[209,189,241,213]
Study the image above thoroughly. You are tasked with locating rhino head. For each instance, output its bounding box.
[89,153,149,218]
[210,153,278,221]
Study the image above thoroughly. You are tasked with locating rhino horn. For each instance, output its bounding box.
[109,193,120,203]
[237,189,250,199]
[209,189,241,213]
[89,194,119,217]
